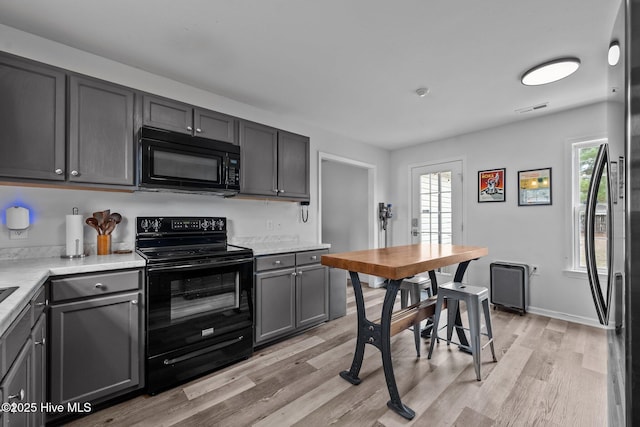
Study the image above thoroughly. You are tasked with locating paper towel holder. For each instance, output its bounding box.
[61,207,86,259]
[5,206,30,240]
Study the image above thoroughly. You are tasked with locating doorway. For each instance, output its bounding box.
[319,152,377,285]
[410,160,463,275]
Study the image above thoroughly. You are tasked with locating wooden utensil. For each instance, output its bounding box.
[85,217,101,234]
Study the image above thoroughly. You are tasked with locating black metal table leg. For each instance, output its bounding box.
[340,272,415,420]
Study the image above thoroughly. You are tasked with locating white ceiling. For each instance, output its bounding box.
[0,0,622,149]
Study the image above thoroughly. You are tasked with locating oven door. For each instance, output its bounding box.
[146,257,253,357]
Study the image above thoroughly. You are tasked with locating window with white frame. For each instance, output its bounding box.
[571,138,609,272]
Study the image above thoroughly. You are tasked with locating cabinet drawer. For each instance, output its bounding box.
[255,254,295,272]
[0,305,31,380]
[295,249,329,266]
[31,286,46,323]
[51,270,140,302]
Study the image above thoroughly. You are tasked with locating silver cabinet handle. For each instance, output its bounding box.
[71,170,79,176]
[291,272,297,276]
[196,128,202,133]
[274,260,281,265]
[297,271,303,276]
[35,338,46,346]
[95,283,104,289]
[311,256,317,261]
[187,126,193,131]
[8,389,25,401]
[278,189,285,193]
[272,189,279,193]
[35,302,46,307]
[131,300,138,305]
[55,168,63,175]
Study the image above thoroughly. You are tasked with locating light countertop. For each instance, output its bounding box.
[238,241,330,256]
[0,253,145,336]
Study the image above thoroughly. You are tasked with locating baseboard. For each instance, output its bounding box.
[525,306,610,329]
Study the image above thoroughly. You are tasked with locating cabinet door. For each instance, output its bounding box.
[277,130,310,200]
[31,315,46,427]
[0,54,65,181]
[1,340,31,427]
[194,108,237,144]
[49,292,141,405]
[142,95,193,135]
[239,120,278,197]
[68,75,135,185]
[255,268,296,344]
[296,264,329,329]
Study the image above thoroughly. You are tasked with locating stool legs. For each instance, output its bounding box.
[482,299,497,362]
[427,288,497,382]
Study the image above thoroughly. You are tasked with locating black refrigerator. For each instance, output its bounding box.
[627,1,640,425]
[589,1,640,425]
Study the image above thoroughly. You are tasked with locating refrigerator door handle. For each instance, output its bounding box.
[585,143,613,325]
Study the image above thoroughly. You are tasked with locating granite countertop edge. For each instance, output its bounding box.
[0,253,146,337]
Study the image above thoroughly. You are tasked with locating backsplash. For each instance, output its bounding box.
[0,186,314,253]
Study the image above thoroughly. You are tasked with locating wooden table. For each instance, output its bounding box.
[321,243,488,420]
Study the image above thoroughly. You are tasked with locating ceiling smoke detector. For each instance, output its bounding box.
[415,87,429,97]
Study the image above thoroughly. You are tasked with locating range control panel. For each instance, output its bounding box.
[136,217,226,234]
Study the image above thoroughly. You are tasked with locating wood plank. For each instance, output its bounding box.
[321,244,488,279]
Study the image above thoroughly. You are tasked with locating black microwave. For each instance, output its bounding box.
[138,127,240,196]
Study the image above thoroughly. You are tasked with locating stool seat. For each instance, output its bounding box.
[427,281,497,380]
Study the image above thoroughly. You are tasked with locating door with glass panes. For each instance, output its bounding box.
[411,161,463,255]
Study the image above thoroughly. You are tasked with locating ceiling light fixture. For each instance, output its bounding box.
[521,57,581,86]
[415,87,429,97]
[608,41,620,66]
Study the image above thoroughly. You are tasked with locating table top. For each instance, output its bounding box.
[321,244,488,280]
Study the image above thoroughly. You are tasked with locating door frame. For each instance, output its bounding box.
[407,157,466,246]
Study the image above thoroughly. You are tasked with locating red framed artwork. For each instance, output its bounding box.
[478,168,506,202]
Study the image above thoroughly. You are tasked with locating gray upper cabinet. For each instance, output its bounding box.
[239,120,310,200]
[143,95,192,135]
[143,94,237,143]
[278,130,310,200]
[239,120,278,197]
[68,75,136,186]
[0,53,66,181]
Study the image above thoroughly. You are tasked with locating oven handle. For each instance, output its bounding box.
[163,335,246,365]
[147,257,254,272]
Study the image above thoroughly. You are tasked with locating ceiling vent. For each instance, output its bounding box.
[515,102,549,114]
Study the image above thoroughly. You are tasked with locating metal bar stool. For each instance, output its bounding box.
[399,275,432,356]
[427,282,497,380]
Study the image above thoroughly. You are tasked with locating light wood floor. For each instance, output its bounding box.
[69,285,607,427]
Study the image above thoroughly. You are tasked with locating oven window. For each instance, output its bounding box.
[169,271,239,322]
[153,149,220,182]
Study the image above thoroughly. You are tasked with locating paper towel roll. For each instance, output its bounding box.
[65,214,84,257]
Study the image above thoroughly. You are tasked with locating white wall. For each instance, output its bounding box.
[0,25,390,251]
[390,102,611,325]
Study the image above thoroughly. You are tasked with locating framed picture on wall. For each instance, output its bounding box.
[478,168,506,202]
[518,167,552,206]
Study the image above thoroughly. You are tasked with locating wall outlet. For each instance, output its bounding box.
[530,264,539,275]
[9,229,28,240]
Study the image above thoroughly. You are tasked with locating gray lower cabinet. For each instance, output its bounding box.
[239,120,310,201]
[143,94,237,143]
[255,250,328,345]
[0,52,66,181]
[0,286,47,427]
[68,75,136,186]
[48,269,143,422]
